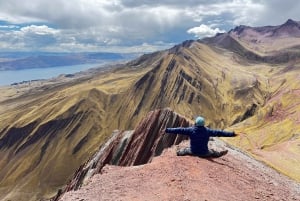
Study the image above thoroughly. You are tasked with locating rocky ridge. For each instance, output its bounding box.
[59,146,300,201]
[52,108,190,200]
[57,109,300,201]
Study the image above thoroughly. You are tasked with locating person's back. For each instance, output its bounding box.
[188,126,212,154]
[165,116,237,157]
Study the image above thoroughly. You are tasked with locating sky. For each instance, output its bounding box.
[0,0,299,53]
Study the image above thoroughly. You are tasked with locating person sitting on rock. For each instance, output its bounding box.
[165,116,237,158]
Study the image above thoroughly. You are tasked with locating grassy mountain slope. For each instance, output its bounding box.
[109,42,269,130]
[0,70,148,200]
[226,61,300,180]
[0,20,300,200]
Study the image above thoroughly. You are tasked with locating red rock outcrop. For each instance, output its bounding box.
[52,108,190,200]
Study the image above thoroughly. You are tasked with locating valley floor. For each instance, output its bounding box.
[59,140,300,201]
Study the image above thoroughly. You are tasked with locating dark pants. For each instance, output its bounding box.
[176,147,228,158]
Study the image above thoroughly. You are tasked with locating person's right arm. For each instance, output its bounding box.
[165,127,193,136]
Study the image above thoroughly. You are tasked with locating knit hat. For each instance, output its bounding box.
[195,116,205,126]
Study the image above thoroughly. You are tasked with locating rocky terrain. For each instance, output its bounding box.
[52,108,190,199]
[59,141,300,201]
[54,108,300,201]
[0,20,300,200]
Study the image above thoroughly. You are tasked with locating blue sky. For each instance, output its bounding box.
[0,0,299,53]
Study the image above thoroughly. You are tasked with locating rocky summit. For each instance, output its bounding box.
[59,143,300,201]
[0,19,300,200]
[55,108,300,201]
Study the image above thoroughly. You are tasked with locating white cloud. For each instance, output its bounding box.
[187,24,225,38]
[0,25,19,29]
[0,0,299,52]
[0,25,60,51]
[20,25,59,35]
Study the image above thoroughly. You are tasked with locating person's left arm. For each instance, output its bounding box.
[207,128,236,137]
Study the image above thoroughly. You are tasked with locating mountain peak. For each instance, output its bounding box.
[230,25,249,35]
[273,18,300,37]
[283,19,299,27]
[203,19,300,55]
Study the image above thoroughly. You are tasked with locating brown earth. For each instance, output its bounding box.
[59,140,300,201]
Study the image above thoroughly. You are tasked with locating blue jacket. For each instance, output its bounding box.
[165,126,235,155]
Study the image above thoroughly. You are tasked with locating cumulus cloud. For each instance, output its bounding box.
[187,24,225,38]
[20,25,59,35]
[0,25,60,50]
[20,25,60,48]
[0,1,192,52]
[0,0,299,52]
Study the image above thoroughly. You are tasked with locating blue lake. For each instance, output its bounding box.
[0,63,103,86]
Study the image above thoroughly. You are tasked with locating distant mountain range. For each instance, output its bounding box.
[202,19,300,63]
[0,52,139,70]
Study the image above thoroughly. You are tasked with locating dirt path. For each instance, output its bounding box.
[60,140,300,201]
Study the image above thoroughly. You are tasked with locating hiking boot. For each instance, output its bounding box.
[204,149,228,158]
[177,147,193,156]
[216,150,228,157]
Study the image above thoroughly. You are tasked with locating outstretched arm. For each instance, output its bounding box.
[165,127,193,136]
[207,128,236,137]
